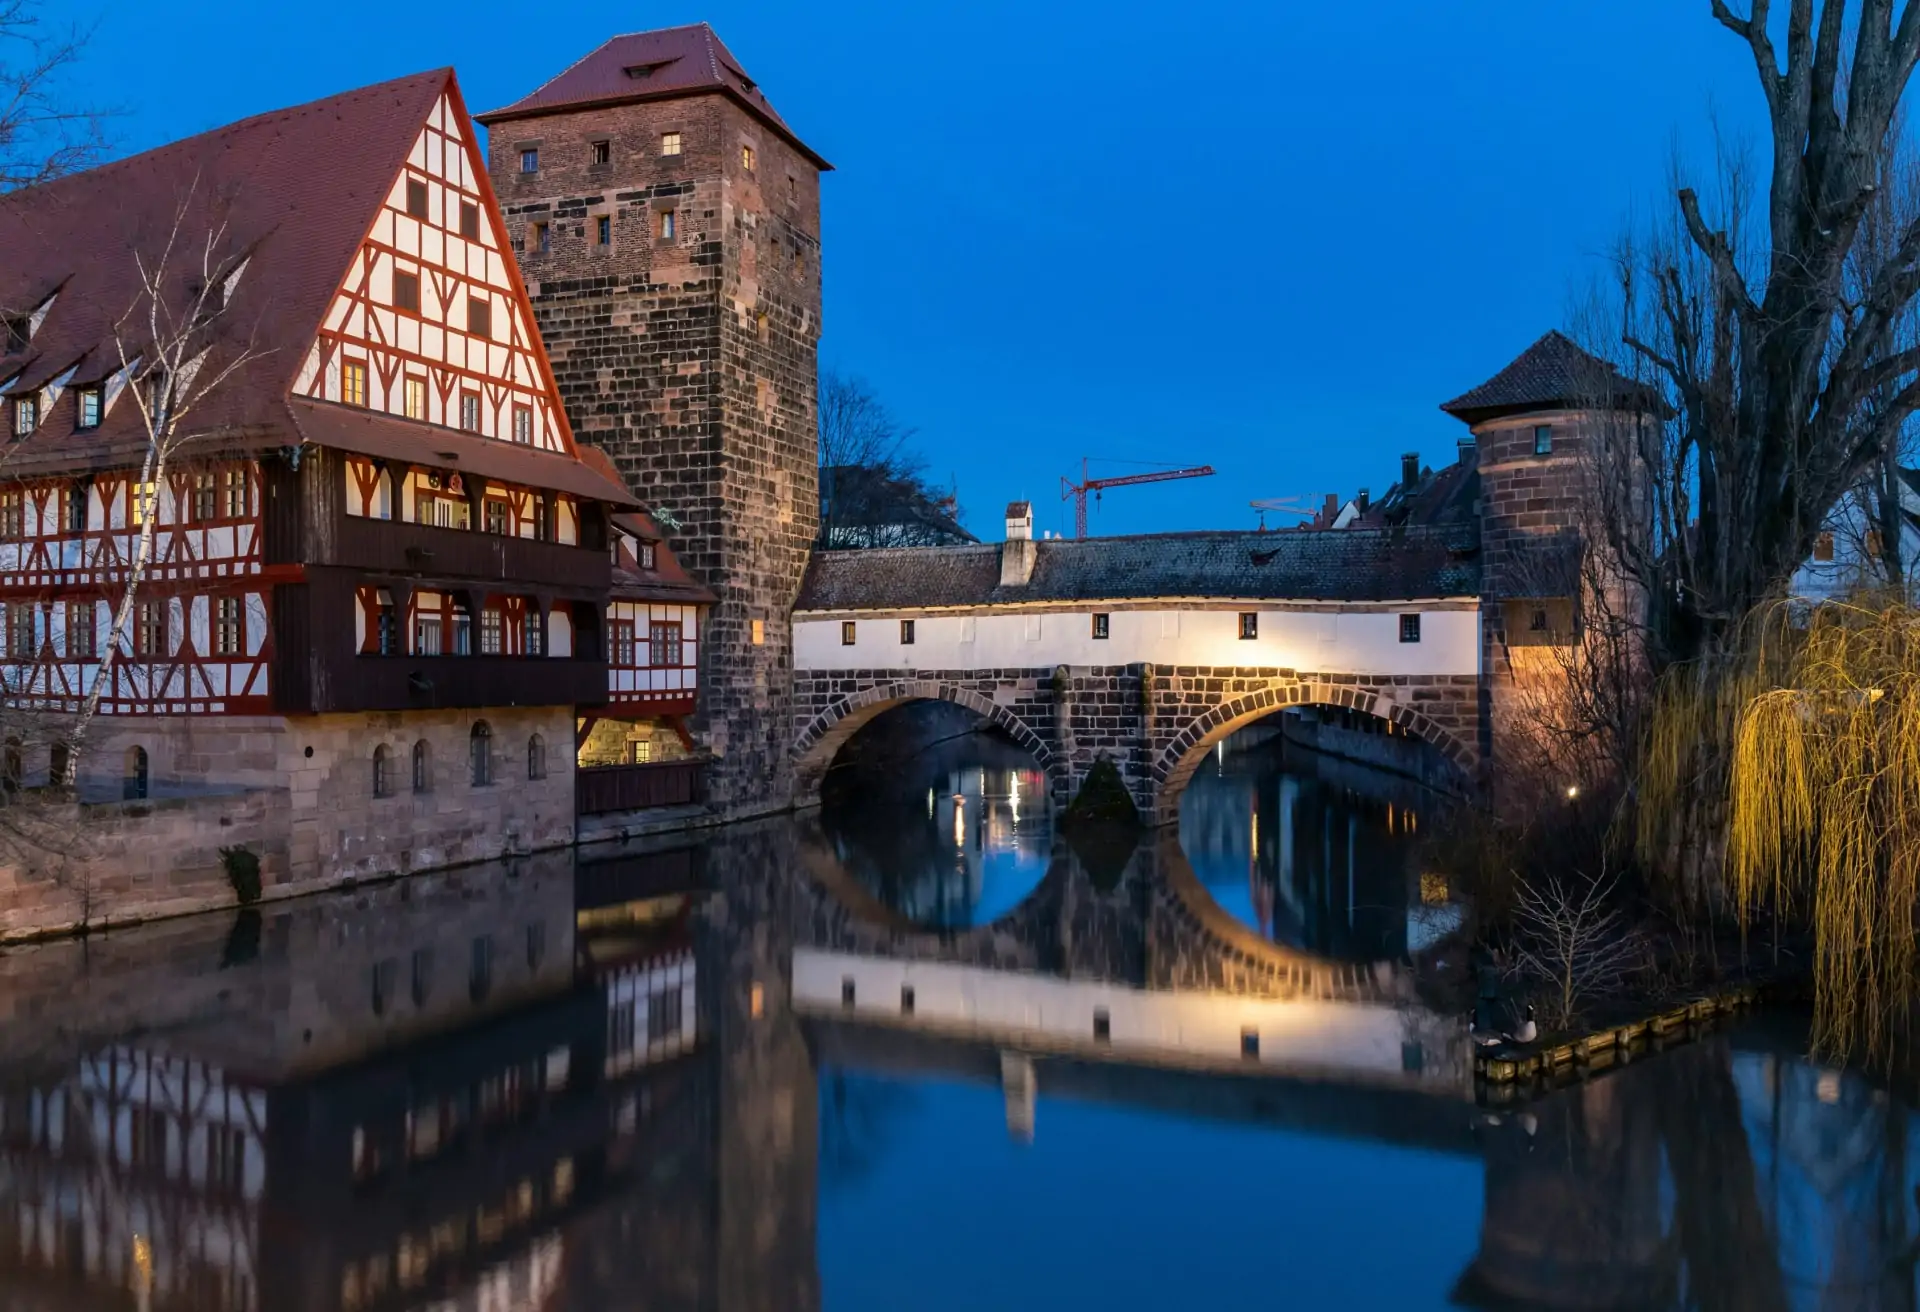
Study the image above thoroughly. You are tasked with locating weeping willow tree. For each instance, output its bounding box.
[1641,597,1920,1058]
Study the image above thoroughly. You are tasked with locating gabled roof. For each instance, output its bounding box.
[0,70,452,467]
[796,526,1480,612]
[1440,331,1657,426]
[476,24,831,170]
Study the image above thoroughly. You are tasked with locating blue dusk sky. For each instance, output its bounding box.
[46,1,1762,538]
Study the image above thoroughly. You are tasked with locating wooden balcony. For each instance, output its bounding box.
[576,760,706,815]
[304,654,609,714]
[329,516,609,592]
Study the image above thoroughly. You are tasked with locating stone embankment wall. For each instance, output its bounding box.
[1277,706,1461,790]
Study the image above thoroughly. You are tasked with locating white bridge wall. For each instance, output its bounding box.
[794,604,1482,678]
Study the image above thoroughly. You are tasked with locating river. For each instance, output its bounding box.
[0,725,1913,1309]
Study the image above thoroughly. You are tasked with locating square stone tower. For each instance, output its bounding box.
[479,26,828,813]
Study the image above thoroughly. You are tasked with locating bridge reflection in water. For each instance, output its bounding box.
[0,818,1913,1310]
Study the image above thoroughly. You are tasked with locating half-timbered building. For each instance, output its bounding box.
[0,69,639,930]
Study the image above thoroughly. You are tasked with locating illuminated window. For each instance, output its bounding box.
[1238,612,1258,640]
[75,386,101,429]
[1814,531,1835,562]
[393,270,421,314]
[1400,613,1422,643]
[213,597,243,655]
[221,468,250,518]
[459,201,480,240]
[751,618,765,645]
[342,359,367,407]
[660,132,682,156]
[650,621,682,667]
[741,145,755,171]
[403,376,427,421]
[405,177,428,219]
[0,490,21,539]
[630,738,652,764]
[129,480,156,526]
[590,139,610,165]
[519,147,539,174]
[459,391,480,432]
[512,405,532,444]
[841,620,856,646]
[659,209,676,240]
[1532,425,1553,456]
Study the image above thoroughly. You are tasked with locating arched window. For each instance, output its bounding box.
[527,733,546,781]
[372,744,394,798]
[469,721,492,786]
[123,746,148,801]
[411,739,432,794]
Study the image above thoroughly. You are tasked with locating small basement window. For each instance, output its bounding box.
[1400,613,1422,643]
[1532,425,1553,456]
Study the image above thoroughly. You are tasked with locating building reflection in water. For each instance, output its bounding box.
[819,725,1051,929]
[1179,715,1451,961]
[0,817,1918,1310]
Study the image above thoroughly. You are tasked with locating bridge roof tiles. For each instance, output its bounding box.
[797,527,1479,612]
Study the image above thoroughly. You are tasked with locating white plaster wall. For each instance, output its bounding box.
[795,605,1481,678]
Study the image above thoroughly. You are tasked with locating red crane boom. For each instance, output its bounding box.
[1059,460,1216,538]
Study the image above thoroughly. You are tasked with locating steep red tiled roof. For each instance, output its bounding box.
[609,510,715,604]
[0,70,452,466]
[475,24,831,170]
[1440,331,1657,425]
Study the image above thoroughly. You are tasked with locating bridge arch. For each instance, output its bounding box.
[793,678,1060,807]
[1152,680,1475,824]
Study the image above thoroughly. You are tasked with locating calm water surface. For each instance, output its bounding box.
[0,724,1914,1310]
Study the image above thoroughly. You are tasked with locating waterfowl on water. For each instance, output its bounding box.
[1511,1004,1538,1044]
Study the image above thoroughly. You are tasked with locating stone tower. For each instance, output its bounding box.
[479,25,828,814]
[1441,331,1651,794]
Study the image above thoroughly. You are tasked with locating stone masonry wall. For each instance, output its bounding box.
[490,93,822,816]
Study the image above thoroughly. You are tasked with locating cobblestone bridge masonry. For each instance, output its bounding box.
[793,664,1479,823]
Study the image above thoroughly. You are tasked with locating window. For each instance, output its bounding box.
[403,376,427,421]
[393,270,421,314]
[1238,612,1259,640]
[483,500,508,535]
[519,147,539,174]
[650,621,683,667]
[610,620,635,666]
[0,490,21,539]
[2,315,27,353]
[512,406,532,444]
[470,721,492,786]
[1530,606,1549,633]
[411,948,433,1004]
[661,132,682,156]
[1814,531,1836,562]
[75,387,101,429]
[405,177,428,219]
[451,602,472,655]
[1091,612,1110,639]
[479,607,503,655]
[1399,613,1422,644]
[123,745,148,801]
[1532,425,1553,456]
[5,604,33,658]
[371,957,397,1015]
[527,734,546,780]
[134,600,166,656]
[459,201,480,241]
[841,621,856,646]
[467,296,491,339]
[590,139,610,165]
[372,745,393,798]
[130,480,156,526]
[373,590,397,654]
[469,934,493,1002]
[533,495,552,542]
[411,740,431,793]
[525,608,544,656]
[900,618,915,645]
[342,359,367,407]
[213,597,243,655]
[659,209,676,240]
[638,542,657,570]
[751,618,765,645]
[459,391,481,432]
[596,215,611,246]
[65,601,93,658]
[65,483,86,533]
[12,395,36,437]
[414,610,442,656]
[530,221,550,255]
[740,145,755,171]
[629,739,653,764]
[221,468,250,518]
[191,472,217,522]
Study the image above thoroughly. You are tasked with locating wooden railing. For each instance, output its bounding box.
[576,760,706,815]
[330,515,610,590]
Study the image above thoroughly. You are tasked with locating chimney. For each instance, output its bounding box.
[1357,487,1370,513]
[1457,437,1477,465]
[1400,452,1420,488]
[1323,492,1338,520]
[1001,501,1036,586]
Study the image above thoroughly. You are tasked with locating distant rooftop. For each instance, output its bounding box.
[476,23,830,169]
[1441,330,1658,426]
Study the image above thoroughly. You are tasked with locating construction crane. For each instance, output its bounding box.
[1059,459,1215,538]
[1249,496,1314,530]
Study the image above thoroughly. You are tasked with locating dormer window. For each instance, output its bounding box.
[640,542,656,569]
[2,317,27,354]
[625,61,670,80]
[75,387,101,430]
[12,395,37,438]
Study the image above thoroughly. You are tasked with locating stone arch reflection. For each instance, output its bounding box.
[1178,705,1458,962]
